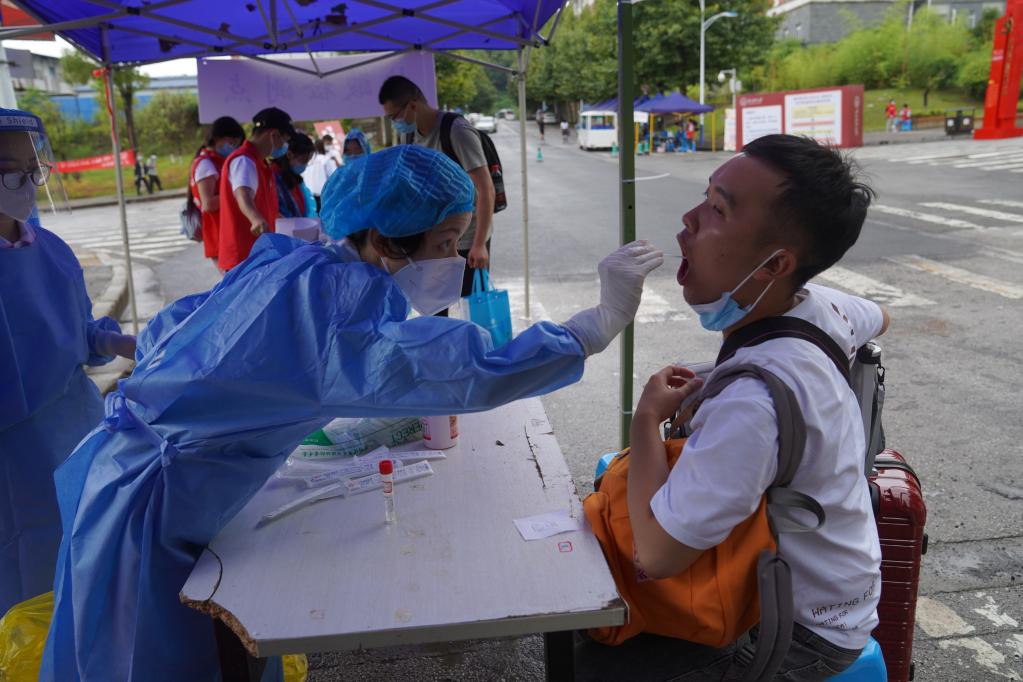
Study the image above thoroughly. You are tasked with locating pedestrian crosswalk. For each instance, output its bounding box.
[41,201,192,264]
[863,141,1023,171]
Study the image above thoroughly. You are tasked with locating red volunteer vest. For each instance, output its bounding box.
[190,148,226,260]
[218,141,278,271]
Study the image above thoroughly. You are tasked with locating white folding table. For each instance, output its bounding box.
[181,398,625,680]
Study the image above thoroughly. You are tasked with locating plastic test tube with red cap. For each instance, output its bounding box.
[379,459,396,524]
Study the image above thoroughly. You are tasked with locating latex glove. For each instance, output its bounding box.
[92,330,138,361]
[562,240,663,356]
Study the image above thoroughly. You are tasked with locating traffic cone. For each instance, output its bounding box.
[537,146,544,162]
[611,141,618,158]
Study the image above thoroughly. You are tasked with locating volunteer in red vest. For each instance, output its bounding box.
[189,116,245,265]
[218,107,295,271]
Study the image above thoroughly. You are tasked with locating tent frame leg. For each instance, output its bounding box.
[102,26,140,336]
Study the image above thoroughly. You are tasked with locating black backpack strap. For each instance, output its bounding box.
[439,112,461,166]
[717,316,852,386]
[700,364,825,682]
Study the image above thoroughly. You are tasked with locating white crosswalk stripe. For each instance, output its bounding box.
[886,255,1023,300]
[920,202,1023,224]
[47,221,190,263]
[814,266,935,307]
[889,147,1023,173]
[872,204,989,230]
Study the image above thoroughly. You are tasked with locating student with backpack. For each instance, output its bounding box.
[379,75,501,314]
[577,134,890,681]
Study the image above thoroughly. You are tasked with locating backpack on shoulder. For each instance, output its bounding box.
[438,112,507,213]
[583,317,855,681]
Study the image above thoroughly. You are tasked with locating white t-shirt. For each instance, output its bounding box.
[302,153,334,196]
[228,156,259,192]
[193,158,219,184]
[650,283,884,650]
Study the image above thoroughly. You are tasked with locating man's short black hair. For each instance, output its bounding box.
[742,134,875,285]
[378,75,423,105]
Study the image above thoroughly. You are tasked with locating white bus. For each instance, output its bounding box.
[578,109,650,150]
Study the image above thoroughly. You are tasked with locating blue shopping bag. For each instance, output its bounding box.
[462,269,512,348]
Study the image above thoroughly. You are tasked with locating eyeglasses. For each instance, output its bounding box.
[387,100,411,123]
[1,165,51,190]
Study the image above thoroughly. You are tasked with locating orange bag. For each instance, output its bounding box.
[583,439,775,647]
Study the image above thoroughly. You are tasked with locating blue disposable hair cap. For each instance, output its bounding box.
[321,145,476,240]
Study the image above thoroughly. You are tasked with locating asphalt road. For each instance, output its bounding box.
[47,126,1023,680]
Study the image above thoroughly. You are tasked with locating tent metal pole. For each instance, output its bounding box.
[102,28,139,336]
[517,47,530,322]
[617,0,637,449]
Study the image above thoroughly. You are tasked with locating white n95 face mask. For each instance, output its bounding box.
[391,255,466,316]
[0,181,38,222]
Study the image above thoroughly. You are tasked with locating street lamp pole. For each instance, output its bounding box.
[699,7,738,146]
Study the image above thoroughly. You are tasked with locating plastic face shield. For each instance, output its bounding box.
[0,112,70,221]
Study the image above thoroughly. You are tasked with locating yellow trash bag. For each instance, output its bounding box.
[283,653,308,682]
[0,591,52,682]
[0,591,306,682]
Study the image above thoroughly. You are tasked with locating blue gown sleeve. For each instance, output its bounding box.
[85,315,120,366]
[301,183,317,218]
[319,266,587,417]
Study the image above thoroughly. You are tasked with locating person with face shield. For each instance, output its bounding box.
[342,128,371,164]
[217,106,295,272]
[0,108,137,616]
[189,115,246,264]
[272,131,318,218]
[40,144,662,681]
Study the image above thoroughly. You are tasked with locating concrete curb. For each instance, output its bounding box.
[92,262,130,322]
[68,189,182,210]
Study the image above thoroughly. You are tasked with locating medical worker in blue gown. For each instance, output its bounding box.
[0,108,136,616]
[42,145,663,681]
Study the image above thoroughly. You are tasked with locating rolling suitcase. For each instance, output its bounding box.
[869,450,927,682]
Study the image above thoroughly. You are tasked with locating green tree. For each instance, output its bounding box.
[434,54,481,110]
[633,0,778,95]
[15,88,110,160]
[60,50,149,154]
[136,91,203,156]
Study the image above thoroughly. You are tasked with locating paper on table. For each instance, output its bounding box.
[513,510,582,541]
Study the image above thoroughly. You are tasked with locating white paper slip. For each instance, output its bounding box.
[513,510,582,541]
[343,460,434,496]
[259,482,347,526]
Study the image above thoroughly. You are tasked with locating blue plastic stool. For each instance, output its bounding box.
[828,637,886,681]
[594,452,617,480]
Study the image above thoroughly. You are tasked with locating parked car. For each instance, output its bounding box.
[466,112,481,124]
[475,115,497,134]
[542,111,558,124]
[496,108,516,120]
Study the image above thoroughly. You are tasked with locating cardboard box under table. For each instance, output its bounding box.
[181,398,625,680]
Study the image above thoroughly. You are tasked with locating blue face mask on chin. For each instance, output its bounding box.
[392,118,416,136]
[342,153,361,165]
[270,139,289,159]
[216,142,237,157]
[291,163,307,174]
[689,249,783,332]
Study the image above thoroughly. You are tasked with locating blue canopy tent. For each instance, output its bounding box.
[636,90,714,115]
[1,0,570,331]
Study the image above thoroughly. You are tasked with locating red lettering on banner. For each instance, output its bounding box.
[56,150,137,173]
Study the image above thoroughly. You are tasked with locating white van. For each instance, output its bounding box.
[579,110,617,150]
[578,109,651,151]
